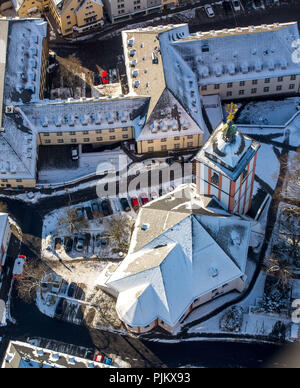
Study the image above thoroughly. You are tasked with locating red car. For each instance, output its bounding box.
[131,197,140,212]
[140,193,149,205]
[13,255,26,279]
[101,71,109,85]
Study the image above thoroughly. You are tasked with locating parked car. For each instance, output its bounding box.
[144,159,160,169]
[101,199,113,216]
[54,298,64,319]
[131,197,140,212]
[254,0,263,7]
[120,197,130,212]
[71,146,79,161]
[109,68,118,83]
[101,71,109,84]
[76,236,85,252]
[231,0,241,11]
[91,201,100,216]
[76,207,84,219]
[166,157,175,166]
[94,354,113,365]
[222,0,232,11]
[85,206,94,220]
[140,193,149,205]
[93,72,101,85]
[245,0,254,9]
[12,255,26,279]
[67,282,76,298]
[150,192,158,201]
[64,237,73,253]
[204,4,215,17]
[128,142,136,154]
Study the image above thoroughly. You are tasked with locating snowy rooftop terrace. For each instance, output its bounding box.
[171,22,300,85]
[0,19,9,129]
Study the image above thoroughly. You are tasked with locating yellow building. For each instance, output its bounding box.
[49,0,104,36]
[11,0,49,16]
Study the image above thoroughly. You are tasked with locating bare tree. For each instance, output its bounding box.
[265,254,293,289]
[106,214,133,253]
[16,261,49,303]
[279,206,300,259]
[59,55,83,98]
[57,208,88,234]
[282,149,300,205]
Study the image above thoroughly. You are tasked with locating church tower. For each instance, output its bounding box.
[195,103,260,215]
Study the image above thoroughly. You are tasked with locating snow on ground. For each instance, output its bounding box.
[237,98,300,126]
[255,143,280,190]
[38,147,131,185]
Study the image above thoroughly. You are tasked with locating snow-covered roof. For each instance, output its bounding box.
[20,96,149,134]
[136,88,203,141]
[106,184,251,328]
[3,18,47,106]
[195,123,261,181]
[1,341,115,369]
[76,0,103,14]
[171,22,300,85]
[202,94,224,130]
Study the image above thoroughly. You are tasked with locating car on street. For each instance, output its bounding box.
[120,197,131,212]
[166,157,175,166]
[101,71,109,84]
[101,199,113,216]
[85,206,94,220]
[131,196,140,212]
[64,237,73,253]
[204,4,215,17]
[75,236,85,252]
[13,255,26,279]
[231,0,241,11]
[140,193,149,205]
[71,146,79,161]
[67,282,76,298]
[54,298,64,319]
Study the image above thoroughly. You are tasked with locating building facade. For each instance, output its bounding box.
[102,0,163,23]
[195,120,261,215]
[49,0,104,36]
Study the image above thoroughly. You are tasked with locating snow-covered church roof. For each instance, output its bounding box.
[105,185,251,328]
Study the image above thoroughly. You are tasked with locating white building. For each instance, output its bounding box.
[0,213,11,270]
[100,185,252,334]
